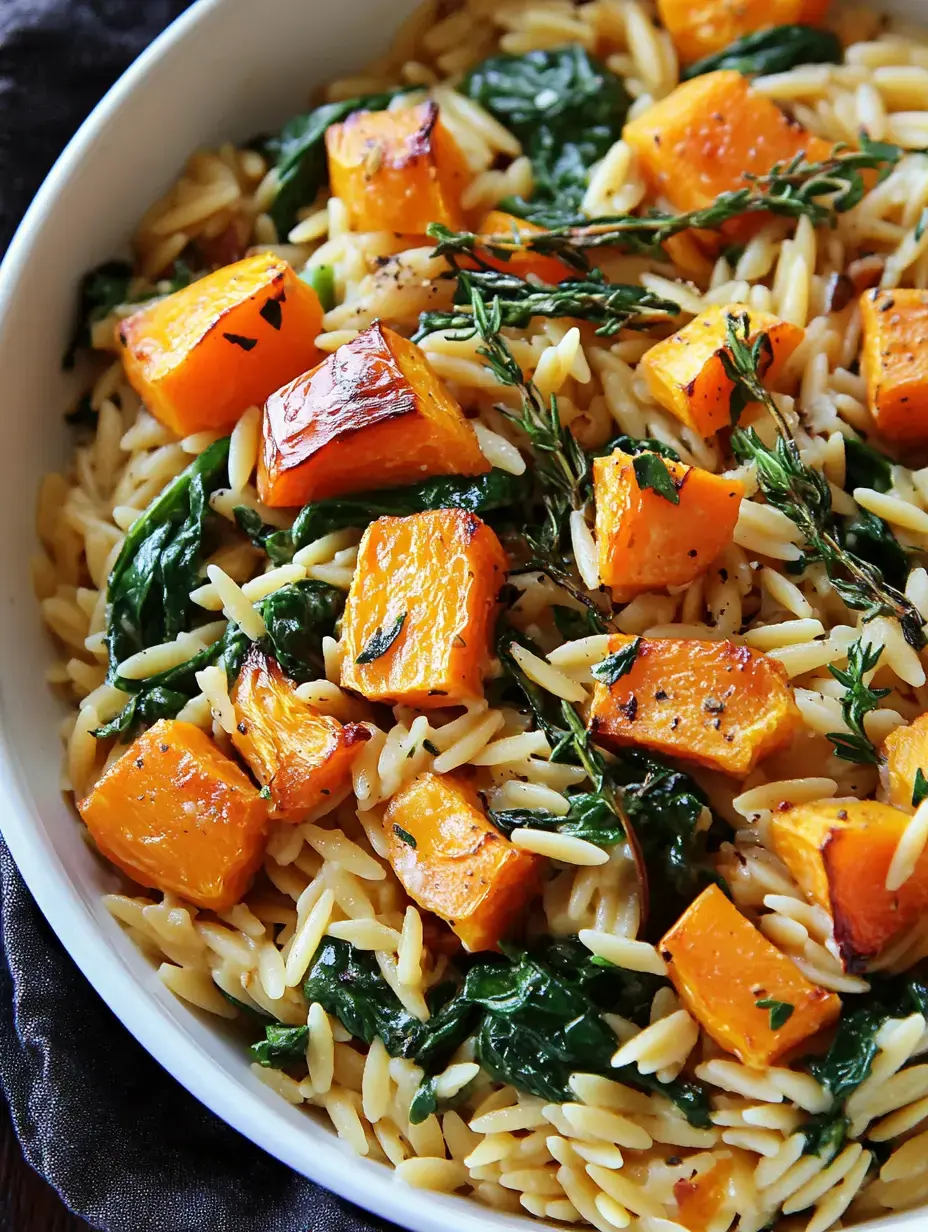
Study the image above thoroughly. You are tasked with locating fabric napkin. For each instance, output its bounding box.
[0,3,397,1228]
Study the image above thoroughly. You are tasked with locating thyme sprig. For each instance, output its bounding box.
[470,287,608,628]
[826,640,890,765]
[725,313,926,649]
[429,137,902,272]
[413,268,679,341]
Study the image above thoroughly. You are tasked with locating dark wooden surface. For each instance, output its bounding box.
[0,1097,87,1231]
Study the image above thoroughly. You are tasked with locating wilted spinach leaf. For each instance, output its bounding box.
[105,437,230,680]
[64,259,193,368]
[462,47,630,210]
[843,437,894,494]
[592,639,641,686]
[251,1023,309,1067]
[682,25,842,80]
[264,88,413,234]
[842,509,912,591]
[260,469,528,563]
[595,434,682,463]
[489,790,624,847]
[97,580,341,740]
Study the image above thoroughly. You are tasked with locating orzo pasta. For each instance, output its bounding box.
[37,1,928,1228]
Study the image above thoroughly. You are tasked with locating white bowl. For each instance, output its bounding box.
[0,1,922,1229]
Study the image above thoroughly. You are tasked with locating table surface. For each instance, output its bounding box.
[0,1097,86,1230]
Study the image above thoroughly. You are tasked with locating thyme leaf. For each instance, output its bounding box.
[356,612,406,664]
[428,138,903,272]
[826,639,890,765]
[725,311,926,649]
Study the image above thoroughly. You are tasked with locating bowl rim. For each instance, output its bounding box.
[0,4,511,1228]
[0,2,918,1230]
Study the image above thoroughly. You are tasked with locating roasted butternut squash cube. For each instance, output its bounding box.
[257,320,489,507]
[771,798,928,969]
[657,0,831,66]
[673,1158,733,1232]
[589,635,800,777]
[639,303,804,438]
[325,100,470,234]
[119,253,323,436]
[340,508,508,708]
[623,72,831,235]
[78,719,268,911]
[884,713,928,810]
[230,647,369,822]
[475,210,574,285]
[594,449,744,600]
[660,884,841,1068]
[383,771,541,951]
[860,288,928,444]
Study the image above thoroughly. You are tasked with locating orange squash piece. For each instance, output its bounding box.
[78,719,269,911]
[230,647,369,822]
[884,713,928,810]
[674,1159,733,1232]
[771,798,928,969]
[119,252,324,436]
[594,449,744,601]
[257,321,489,507]
[623,71,832,237]
[657,0,831,66]
[340,508,508,708]
[589,635,800,777]
[860,288,928,444]
[660,885,842,1068]
[325,100,470,233]
[474,210,574,285]
[383,771,541,951]
[638,303,804,437]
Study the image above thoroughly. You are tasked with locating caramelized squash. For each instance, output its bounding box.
[638,302,804,437]
[78,719,268,911]
[257,321,489,507]
[340,508,508,708]
[657,0,831,66]
[383,771,541,951]
[860,288,928,444]
[674,1159,734,1232]
[589,635,800,777]
[884,713,928,810]
[660,885,842,1067]
[325,100,470,233]
[230,646,369,822]
[623,71,831,236]
[593,449,744,600]
[119,253,323,436]
[475,210,574,285]
[771,798,928,969]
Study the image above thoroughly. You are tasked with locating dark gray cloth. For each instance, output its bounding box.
[0,4,395,1229]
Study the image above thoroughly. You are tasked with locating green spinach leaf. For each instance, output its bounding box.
[844,437,894,494]
[592,639,641,686]
[462,47,630,209]
[105,437,230,680]
[841,509,912,592]
[251,1023,309,1067]
[489,790,625,847]
[682,25,842,81]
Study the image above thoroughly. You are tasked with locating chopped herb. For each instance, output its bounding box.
[913,768,928,808]
[725,312,926,649]
[223,332,258,350]
[756,998,795,1030]
[826,639,890,765]
[356,612,407,664]
[393,825,417,849]
[591,638,641,686]
[423,739,440,756]
[258,785,273,801]
[413,267,678,341]
[428,138,903,273]
[633,453,680,504]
